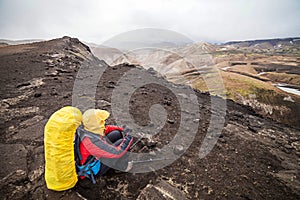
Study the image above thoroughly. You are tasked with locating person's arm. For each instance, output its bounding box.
[104,125,124,135]
[81,135,133,159]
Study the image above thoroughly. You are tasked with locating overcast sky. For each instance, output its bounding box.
[0,0,299,43]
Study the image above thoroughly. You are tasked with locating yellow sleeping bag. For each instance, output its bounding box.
[44,106,82,191]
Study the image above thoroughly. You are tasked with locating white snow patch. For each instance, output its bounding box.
[258,72,266,76]
[221,66,231,71]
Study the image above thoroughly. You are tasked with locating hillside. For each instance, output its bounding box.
[0,37,299,199]
[91,38,300,128]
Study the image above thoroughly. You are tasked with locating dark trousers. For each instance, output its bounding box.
[98,130,126,175]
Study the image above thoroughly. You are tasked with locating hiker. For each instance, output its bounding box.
[74,109,133,183]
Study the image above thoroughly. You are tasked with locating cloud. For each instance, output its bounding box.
[0,0,299,43]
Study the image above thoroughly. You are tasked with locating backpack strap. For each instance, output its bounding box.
[76,156,98,184]
[74,126,101,184]
[74,130,82,164]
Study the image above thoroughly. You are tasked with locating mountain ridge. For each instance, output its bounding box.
[224,37,300,46]
[1,36,300,47]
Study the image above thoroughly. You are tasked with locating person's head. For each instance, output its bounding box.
[82,109,110,136]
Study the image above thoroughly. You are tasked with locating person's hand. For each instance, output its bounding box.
[120,135,132,150]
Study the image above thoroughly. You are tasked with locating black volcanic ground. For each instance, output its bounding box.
[0,37,299,200]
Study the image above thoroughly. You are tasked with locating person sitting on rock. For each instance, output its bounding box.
[74,109,133,183]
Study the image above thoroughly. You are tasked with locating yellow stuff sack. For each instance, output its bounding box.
[44,106,82,191]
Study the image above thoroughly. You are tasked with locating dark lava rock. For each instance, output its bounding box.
[16,82,30,88]
[167,119,175,124]
[34,92,42,98]
[248,126,259,133]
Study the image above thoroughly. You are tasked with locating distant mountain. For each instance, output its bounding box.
[224,37,300,47]
[91,42,215,77]
[0,39,44,45]
[0,42,9,47]
[101,28,193,50]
